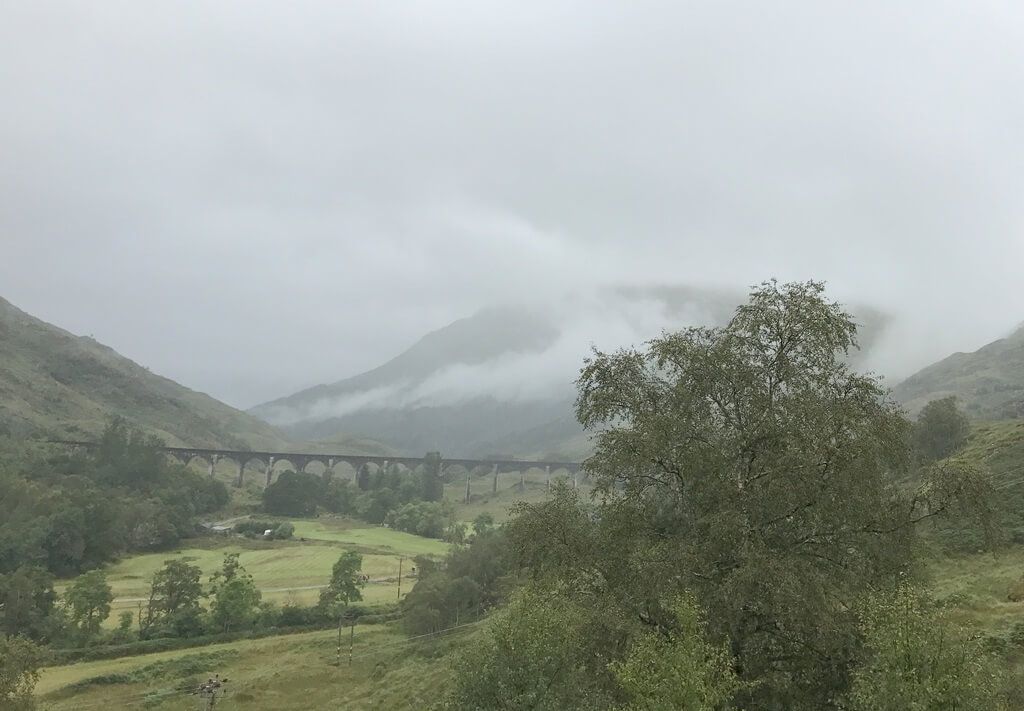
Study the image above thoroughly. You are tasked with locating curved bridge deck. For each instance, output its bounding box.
[51,440,584,492]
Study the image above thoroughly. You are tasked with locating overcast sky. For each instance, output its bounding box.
[2,1,1022,409]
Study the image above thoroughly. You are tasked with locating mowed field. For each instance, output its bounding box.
[57,466,590,629]
[37,620,479,710]
[57,519,451,625]
[42,470,581,708]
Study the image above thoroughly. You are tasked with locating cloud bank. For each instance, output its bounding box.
[1,2,1022,407]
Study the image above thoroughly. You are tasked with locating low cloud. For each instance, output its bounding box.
[1,2,1021,407]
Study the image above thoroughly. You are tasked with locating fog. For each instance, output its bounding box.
[258,291,719,425]
[2,1,1022,408]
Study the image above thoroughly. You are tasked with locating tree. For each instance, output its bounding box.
[64,569,113,640]
[471,512,494,537]
[444,585,618,710]
[0,636,44,711]
[421,452,444,502]
[402,524,511,635]
[845,584,1005,710]
[444,522,468,544]
[385,500,455,538]
[262,471,324,516]
[0,567,57,642]
[141,558,204,638]
[913,396,971,464]
[318,551,364,618]
[208,553,261,633]
[611,594,742,710]
[505,281,992,709]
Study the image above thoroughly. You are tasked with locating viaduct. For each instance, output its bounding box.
[53,441,585,498]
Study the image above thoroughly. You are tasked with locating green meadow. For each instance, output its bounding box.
[36,620,476,710]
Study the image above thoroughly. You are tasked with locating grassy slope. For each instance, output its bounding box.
[892,324,1024,419]
[0,296,291,449]
[925,420,1024,638]
[37,621,474,710]
[955,419,1024,481]
[0,295,393,454]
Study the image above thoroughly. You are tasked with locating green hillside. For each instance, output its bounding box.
[892,324,1024,419]
[0,296,294,449]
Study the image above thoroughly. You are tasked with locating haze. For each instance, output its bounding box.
[2,1,1022,408]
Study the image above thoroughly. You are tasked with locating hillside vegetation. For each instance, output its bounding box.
[893,323,1024,419]
[0,296,291,449]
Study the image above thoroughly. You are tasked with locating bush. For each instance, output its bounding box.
[271,522,294,540]
[385,501,455,539]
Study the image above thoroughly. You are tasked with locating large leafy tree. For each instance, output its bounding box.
[141,559,205,638]
[64,569,113,640]
[208,553,261,633]
[504,281,991,709]
[318,551,365,618]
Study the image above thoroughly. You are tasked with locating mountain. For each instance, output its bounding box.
[251,304,572,457]
[252,286,890,458]
[892,323,1024,420]
[0,295,295,449]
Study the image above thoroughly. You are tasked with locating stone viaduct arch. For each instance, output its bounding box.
[51,441,584,494]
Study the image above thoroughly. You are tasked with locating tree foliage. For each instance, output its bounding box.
[912,396,971,464]
[845,584,1005,710]
[141,558,205,638]
[611,593,742,710]
[403,526,510,635]
[208,553,262,633]
[0,567,57,642]
[0,419,227,579]
[0,636,44,711]
[385,500,455,538]
[444,585,619,710]
[494,281,994,709]
[262,470,324,516]
[319,551,364,618]
[64,569,113,640]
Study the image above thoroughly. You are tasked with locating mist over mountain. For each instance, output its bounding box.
[252,285,890,458]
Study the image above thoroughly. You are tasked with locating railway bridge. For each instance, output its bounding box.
[53,441,585,497]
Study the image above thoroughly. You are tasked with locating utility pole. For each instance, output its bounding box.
[396,557,404,602]
[337,613,343,667]
[465,467,472,503]
[349,617,355,666]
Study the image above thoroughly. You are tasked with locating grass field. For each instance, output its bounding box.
[36,620,478,710]
[929,546,1024,635]
[42,469,579,708]
[57,518,452,628]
